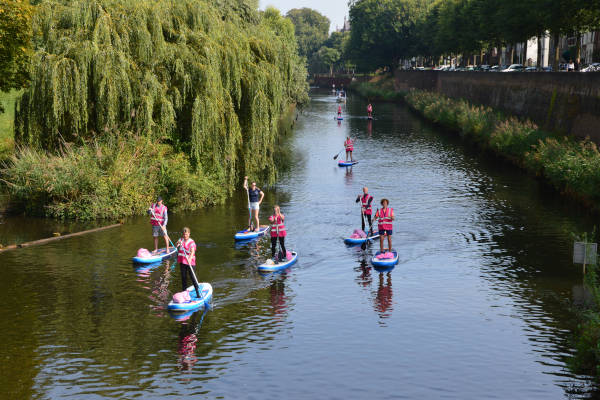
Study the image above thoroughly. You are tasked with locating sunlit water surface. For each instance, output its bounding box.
[0,89,598,399]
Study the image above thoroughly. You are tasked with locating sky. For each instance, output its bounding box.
[258,0,349,33]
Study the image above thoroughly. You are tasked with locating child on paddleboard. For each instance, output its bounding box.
[269,205,287,263]
[176,227,200,297]
[148,196,170,255]
[243,176,264,231]
[344,136,354,161]
[375,199,394,252]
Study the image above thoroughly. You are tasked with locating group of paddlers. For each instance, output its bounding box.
[355,187,395,253]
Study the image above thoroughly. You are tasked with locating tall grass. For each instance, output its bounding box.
[2,135,224,219]
[350,75,405,101]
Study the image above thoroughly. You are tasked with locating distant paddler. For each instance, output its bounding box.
[337,105,343,118]
[344,136,354,162]
[356,187,374,234]
[148,196,170,255]
[244,176,264,232]
[375,198,395,253]
[367,103,373,119]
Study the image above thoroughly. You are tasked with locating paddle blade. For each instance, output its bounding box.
[333,154,339,160]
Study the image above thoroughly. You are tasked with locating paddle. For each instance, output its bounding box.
[333,149,344,160]
[362,207,378,251]
[244,177,253,231]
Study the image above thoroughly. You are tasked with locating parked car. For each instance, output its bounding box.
[502,64,524,72]
[542,66,553,72]
[478,64,491,71]
[525,66,537,72]
[582,63,600,72]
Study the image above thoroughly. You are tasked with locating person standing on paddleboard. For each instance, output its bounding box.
[269,205,287,263]
[176,227,200,298]
[344,136,354,162]
[148,196,170,255]
[356,187,374,234]
[244,176,264,231]
[337,105,342,118]
[375,198,394,252]
[367,103,373,119]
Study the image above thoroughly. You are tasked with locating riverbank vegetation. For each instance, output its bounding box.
[2,0,308,219]
[404,89,600,211]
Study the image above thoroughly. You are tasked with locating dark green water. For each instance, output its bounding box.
[1,89,599,398]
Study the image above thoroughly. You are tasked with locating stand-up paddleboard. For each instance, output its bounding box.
[167,283,213,311]
[338,160,358,167]
[344,232,380,245]
[367,116,373,120]
[337,117,344,120]
[234,226,270,241]
[371,250,399,267]
[258,251,298,272]
[132,247,177,264]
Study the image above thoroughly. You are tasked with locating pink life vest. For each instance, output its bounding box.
[377,207,393,231]
[361,194,373,215]
[338,106,342,114]
[150,203,167,226]
[344,139,354,151]
[178,238,196,265]
[367,105,373,113]
[270,214,286,237]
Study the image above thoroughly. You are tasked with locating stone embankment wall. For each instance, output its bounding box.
[394,70,600,141]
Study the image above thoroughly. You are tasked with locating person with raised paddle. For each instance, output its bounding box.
[269,205,287,263]
[148,196,170,255]
[375,198,394,253]
[344,136,355,162]
[176,227,200,298]
[244,176,264,232]
[356,187,374,234]
[367,103,373,119]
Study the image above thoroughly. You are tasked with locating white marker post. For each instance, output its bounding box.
[573,241,598,274]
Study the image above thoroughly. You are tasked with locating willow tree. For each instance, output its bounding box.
[15,0,308,190]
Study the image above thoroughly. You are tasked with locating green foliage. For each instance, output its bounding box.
[15,0,308,190]
[346,0,600,70]
[0,0,32,93]
[350,76,405,101]
[0,90,20,160]
[285,8,330,59]
[2,135,225,219]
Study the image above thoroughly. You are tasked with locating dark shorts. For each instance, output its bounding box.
[152,225,166,237]
[379,229,393,236]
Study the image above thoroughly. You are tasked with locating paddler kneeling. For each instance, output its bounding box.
[176,227,200,298]
[375,198,394,253]
[269,205,287,263]
[148,196,170,255]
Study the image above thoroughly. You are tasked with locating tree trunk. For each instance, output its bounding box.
[537,34,543,70]
[575,31,582,70]
[509,45,515,64]
[329,64,333,77]
[552,32,560,71]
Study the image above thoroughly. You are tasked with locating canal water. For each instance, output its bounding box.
[1,89,598,399]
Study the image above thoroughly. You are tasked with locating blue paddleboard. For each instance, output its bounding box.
[234,226,270,241]
[257,251,298,272]
[371,250,399,267]
[167,283,213,311]
[132,247,177,264]
[338,160,358,167]
[344,232,380,245]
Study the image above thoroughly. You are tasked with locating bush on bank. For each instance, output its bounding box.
[350,75,405,101]
[404,89,600,210]
[3,135,223,219]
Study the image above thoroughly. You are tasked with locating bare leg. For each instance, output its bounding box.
[387,235,392,251]
[164,234,169,252]
[351,151,354,161]
[379,235,385,253]
[154,236,159,253]
[253,209,260,231]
